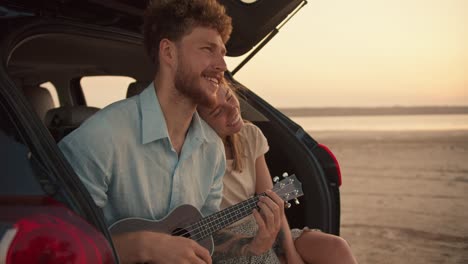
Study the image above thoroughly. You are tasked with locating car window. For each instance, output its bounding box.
[81,76,136,108]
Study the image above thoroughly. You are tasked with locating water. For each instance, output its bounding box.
[290,114,468,131]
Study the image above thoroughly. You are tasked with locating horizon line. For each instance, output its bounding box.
[278,105,468,117]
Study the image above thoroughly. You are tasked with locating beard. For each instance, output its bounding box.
[174,57,218,108]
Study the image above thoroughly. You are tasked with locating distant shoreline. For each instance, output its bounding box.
[278,106,468,117]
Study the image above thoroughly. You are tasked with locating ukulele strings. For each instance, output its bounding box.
[172,196,260,240]
[172,183,291,240]
[172,183,292,239]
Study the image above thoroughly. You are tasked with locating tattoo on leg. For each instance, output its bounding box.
[233,237,254,256]
[213,231,234,246]
[212,231,254,261]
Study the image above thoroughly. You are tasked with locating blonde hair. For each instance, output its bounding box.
[224,81,246,172]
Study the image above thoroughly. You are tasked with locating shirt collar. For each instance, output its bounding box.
[140,82,169,144]
[139,82,215,145]
[190,111,214,144]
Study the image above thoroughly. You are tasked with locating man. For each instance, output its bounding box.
[59,1,282,263]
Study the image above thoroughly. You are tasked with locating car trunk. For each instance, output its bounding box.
[1,0,340,235]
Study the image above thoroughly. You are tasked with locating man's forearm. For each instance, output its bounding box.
[212,230,255,261]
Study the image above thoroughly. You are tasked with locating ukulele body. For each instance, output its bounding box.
[109,204,214,255]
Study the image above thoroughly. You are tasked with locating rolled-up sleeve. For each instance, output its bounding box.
[58,123,113,208]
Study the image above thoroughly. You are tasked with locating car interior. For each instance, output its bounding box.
[6,25,339,232]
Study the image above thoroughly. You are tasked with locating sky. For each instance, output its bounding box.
[225,0,467,108]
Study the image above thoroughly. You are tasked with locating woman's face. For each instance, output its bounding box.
[198,85,243,138]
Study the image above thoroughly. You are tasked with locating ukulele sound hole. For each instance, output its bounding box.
[171,227,191,238]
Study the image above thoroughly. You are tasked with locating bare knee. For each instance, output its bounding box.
[331,235,351,253]
[329,236,357,263]
[295,232,356,263]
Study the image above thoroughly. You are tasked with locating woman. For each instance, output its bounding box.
[198,82,358,264]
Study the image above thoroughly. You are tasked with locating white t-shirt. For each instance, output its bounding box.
[221,123,269,212]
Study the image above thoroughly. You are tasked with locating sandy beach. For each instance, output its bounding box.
[310,130,468,264]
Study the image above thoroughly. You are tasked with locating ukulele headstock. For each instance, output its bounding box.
[273,172,303,209]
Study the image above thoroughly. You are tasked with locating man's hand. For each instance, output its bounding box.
[249,189,285,255]
[112,231,212,264]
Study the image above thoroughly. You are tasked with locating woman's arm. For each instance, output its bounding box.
[255,155,305,264]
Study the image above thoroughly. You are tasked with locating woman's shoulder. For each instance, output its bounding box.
[239,122,267,143]
[240,122,263,136]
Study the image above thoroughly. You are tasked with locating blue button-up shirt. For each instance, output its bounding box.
[59,83,226,226]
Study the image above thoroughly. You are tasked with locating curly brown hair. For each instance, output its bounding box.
[143,0,233,71]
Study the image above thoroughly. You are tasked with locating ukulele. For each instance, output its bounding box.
[109,173,303,255]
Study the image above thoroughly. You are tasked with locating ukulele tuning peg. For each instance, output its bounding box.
[273,176,280,183]
[294,198,300,205]
[285,202,291,209]
[282,172,289,178]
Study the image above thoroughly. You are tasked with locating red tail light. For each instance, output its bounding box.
[317,143,342,187]
[2,196,115,264]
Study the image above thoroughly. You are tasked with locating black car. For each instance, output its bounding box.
[0,0,341,262]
